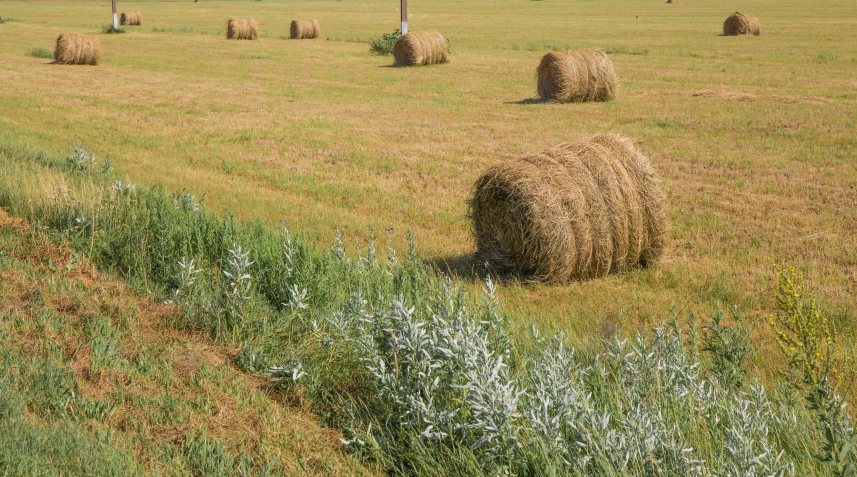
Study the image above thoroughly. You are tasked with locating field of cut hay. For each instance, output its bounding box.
[0,0,854,355]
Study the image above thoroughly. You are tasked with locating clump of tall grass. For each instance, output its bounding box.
[27,47,54,59]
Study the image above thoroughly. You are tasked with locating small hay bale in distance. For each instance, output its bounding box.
[469,134,667,282]
[537,49,617,103]
[226,18,258,40]
[54,33,101,65]
[723,12,761,36]
[290,20,320,39]
[119,12,142,26]
[392,30,448,67]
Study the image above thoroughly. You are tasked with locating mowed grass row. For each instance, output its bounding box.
[0,0,855,377]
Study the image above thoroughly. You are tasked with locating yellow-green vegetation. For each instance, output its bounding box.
[0,209,374,476]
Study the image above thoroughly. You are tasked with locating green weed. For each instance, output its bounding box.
[27,47,53,59]
[369,29,400,56]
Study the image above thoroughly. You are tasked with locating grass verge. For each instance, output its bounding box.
[1,140,855,475]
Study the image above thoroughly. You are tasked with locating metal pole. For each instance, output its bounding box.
[400,0,407,34]
[111,0,118,29]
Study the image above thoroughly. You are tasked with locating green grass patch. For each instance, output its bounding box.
[27,46,53,59]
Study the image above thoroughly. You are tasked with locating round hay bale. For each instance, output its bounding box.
[226,18,258,40]
[120,12,142,26]
[53,33,101,66]
[536,49,617,103]
[723,12,761,36]
[290,20,320,39]
[469,134,666,282]
[392,30,449,67]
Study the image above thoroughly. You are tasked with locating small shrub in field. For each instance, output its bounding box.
[369,29,400,56]
[703,306,754,390]
[28,47,54,59]
[102,25,125,34]
[65,141,111,174]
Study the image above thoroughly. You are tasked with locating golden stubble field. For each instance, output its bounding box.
[1,0,855,354]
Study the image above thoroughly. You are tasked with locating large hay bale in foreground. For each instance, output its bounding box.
[537,49,617,103]
[290,20,320,39]
[226,18,258,40]
[54,33,101,65]
[723,12,761,36]
[393,30,448,67]
[119,12,142,26]
[469,134,667,282]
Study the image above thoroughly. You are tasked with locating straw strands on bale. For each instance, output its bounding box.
[119,12,142,26]
[537,49,617,103]
[290,20,320,39]
[469,134,667,282]
[723,12,761,36]
[54,33,101,65]
[393,30,449,67]
[226,18,258,40]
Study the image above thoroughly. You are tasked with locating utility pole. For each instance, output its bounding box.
[400,0,407,34]
[111,0,118,30]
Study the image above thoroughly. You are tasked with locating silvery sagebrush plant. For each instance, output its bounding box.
[324,275,814,476]
[66,141,97,172]
[221,243,253,330]
[329,277,520,467]
[715,385,793,477]
[282,224,295,277]
[331,227,346,261]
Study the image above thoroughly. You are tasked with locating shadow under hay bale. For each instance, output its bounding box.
[723,12,761,36]
[469,134,667,282]
[393,30,448,67]
[537,49,617,103]
[54,33,100,65]
[290,20,319,39]
[227,18,257,40]
[119,12,142,26]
